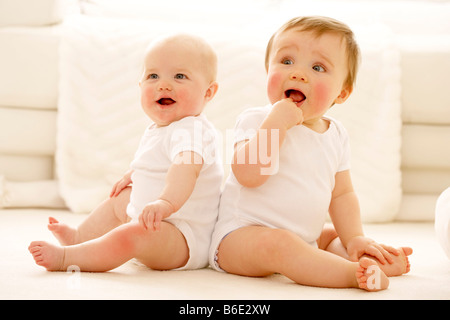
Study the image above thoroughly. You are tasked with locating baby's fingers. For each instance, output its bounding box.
[139,209,155,231]
[380,244,400,256]
[143,211,162,232]
[110,181,126,197]
[152,212,163,231]
[145,214,155,231]
[375,243,396,264]
[138,212,147,230]
[109,182,120,197]
[364,245,388,265]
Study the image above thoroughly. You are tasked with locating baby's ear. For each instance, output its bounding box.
[205,82,219,101]
[334,86,353,104]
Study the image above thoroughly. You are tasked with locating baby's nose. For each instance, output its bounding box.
[290,72,308,83]
[158,81,173,91]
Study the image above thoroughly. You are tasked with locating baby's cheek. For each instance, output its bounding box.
[266,72,283,104]
[140,87,154,106]
[314,82,332,106]
[175,88,191,103]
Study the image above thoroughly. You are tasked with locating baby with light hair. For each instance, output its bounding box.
[29,34,223,272]
[209,16,412,291]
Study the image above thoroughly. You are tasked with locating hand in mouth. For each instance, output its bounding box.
[285,89,306,105]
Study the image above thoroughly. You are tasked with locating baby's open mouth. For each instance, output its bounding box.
[157,98,176,106]
[285,89,306,103]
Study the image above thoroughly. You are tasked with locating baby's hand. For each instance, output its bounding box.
[138,199,175,231]
[110,170,133,197]
[347,236,400,265]
[268,98,304,130]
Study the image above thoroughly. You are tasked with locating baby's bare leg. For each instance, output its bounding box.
[29,221,189,272]
[317,224,349,259]
[48,187,132,245]
[217,226,387,290]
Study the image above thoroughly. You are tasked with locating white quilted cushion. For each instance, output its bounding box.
[402,124,450,170]
[0,154,54,182]
[0,26,60,109]
[399,35,450,125]
[0,0,64,27]
[0,107,56,155]
[0,176,65,209]
[57,15,402,222]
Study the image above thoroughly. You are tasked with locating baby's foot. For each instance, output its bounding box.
[384,247,412,276]
[28,241,65,271]
[356,257,389,291]
[47,217,78,246]
[366,247,412,277]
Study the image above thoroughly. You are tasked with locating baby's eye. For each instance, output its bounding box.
[312,65,325,72]
[148,73,158,79]
[175,73,187,80]
[282,59,294,65]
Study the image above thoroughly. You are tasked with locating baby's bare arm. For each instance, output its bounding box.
[139,151,203,230]
[232,99,302,188]
[329,170,399,264]
[160,151,203,212]
[328,170,364,247]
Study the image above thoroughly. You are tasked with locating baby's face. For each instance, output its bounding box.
[266,28,352,127]
[140,38,215,127]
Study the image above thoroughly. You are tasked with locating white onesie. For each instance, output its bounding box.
[126,114,223,270]
[209,104,351,271]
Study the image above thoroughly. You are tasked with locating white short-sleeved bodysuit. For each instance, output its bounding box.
[126,114,223,270]
[209,105,351,271]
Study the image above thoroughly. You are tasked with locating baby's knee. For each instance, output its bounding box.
[255,228,299,258]
[317,225,339,250]
[112,223,146,254]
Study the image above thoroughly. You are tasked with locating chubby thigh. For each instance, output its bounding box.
[129,221,189,270]
[216,226,303,277]
[215,225,358,289]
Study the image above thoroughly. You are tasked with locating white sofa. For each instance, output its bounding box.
[1,0,449,300]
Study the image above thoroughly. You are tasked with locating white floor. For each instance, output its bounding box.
[1,209,449,300]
